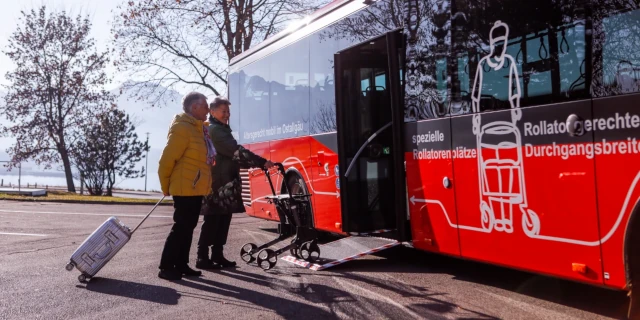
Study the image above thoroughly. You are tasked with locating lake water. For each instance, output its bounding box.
[0,174,159,192]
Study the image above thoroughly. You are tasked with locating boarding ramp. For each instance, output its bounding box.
[281,235,399,271]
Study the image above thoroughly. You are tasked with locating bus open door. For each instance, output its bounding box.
[334,30,409,241]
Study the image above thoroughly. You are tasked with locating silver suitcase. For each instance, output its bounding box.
[65,197,165,283]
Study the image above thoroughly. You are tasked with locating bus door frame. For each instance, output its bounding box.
[334,29,409,240]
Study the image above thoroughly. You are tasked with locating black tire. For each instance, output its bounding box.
[284,173,314,228]
[283,172,335,242]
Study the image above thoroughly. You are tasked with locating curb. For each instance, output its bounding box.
[0,198,174,206]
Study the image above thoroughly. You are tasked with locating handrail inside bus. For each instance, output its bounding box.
[344,121,392,178]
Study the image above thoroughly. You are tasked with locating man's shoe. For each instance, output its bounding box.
[195,258,222,270]
[211,246,237,268]
[158,268,182,281]
[211,253,237,268]
[179,265,202,277]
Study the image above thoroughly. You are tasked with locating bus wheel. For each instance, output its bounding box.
[285,173,313,228]
[626,206,640,319]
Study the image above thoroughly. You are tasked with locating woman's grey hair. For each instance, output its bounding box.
[210,96,231,110]
[182,92,207,113]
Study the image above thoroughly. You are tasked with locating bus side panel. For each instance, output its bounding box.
[404,120,460,256]
[309,134,343,234]
[452,102,603,286]
[248,142,279,221]
[593,94,640,289]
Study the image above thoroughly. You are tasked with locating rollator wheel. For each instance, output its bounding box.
[240,243,257,263]
[256,249,277,271]
[299,241,320,263]
[65,262,75,272]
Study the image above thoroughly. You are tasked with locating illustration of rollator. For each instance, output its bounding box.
[471,21,540,236]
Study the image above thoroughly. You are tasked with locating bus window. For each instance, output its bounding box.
[270,38,310,139]
[310,26,339,134]
[239,58,271,144]
[593,5,640,97]
[451,0,589,114]
[375,73,386,89]
[403,0,450,120]
[332,0,405,50]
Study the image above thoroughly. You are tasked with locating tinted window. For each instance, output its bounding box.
[270,39,310,139]
[238,58,270,144]
[451,0,588,115]
[327,0,404,50]
[310,27,339,134]
[403,0,451,121]
[592,3,640,97]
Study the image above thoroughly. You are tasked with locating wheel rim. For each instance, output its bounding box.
[241,243,257,263]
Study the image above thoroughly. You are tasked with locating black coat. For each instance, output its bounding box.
[203,118,267,215]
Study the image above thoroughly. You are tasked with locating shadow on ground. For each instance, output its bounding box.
[325,245,628,319]
[211,267,497,320]
[83,277,180,305]
[179,272,343,319]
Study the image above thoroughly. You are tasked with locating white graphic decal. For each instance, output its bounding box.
[282,157,340,198]
[409,196,491,233]
[249,156,340,205]
[409,21,640,247]
[470,20,539,235]
[410,171,640,246]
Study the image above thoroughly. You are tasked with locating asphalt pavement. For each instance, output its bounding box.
[0,200,629,320]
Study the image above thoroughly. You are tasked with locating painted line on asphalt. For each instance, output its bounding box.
[0,209,172,218]
[0,232,48,237]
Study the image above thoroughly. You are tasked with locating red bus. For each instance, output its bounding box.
[228,0,640,315]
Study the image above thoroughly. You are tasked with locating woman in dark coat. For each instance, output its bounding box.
[196,96,274,269]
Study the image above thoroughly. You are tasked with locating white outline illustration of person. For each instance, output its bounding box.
[471,20,541,236]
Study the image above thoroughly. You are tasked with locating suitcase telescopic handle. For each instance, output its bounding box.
[131,196,166,234]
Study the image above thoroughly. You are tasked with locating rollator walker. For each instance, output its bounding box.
[240,163,320,270]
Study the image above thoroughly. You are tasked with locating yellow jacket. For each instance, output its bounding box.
[158,113,212,196]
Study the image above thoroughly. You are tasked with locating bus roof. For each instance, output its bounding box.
[229,0,366,69]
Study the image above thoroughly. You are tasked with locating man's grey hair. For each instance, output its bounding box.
[210,96,231,110]
[182,92,207,113]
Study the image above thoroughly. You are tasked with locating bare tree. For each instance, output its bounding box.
[73,107,148,196]
[113,0,329,105]
[1,7,112,192]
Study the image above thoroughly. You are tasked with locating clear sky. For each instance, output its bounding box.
[0,0,124,90]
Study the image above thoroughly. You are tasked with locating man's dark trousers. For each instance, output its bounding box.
[159,196,203,269]
[197,213,232,256]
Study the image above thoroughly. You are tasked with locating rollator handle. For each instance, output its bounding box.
[275,162,285,175]
[261,162,291,198]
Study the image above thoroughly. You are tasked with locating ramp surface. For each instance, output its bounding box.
[281,236,399,271]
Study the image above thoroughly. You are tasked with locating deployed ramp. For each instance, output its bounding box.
[281,236,399,271]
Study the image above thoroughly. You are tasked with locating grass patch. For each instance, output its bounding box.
[0,191,172,205]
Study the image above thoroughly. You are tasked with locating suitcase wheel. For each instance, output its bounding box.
[65,262,75,272]
[78,274,90,283]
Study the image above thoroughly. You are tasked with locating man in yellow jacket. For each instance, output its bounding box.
[157,92,214,281]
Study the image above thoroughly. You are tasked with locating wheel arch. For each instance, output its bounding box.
[623,199,640,289]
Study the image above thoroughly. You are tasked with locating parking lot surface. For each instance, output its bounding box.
[0,201,629,319]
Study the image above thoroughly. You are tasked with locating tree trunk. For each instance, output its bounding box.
[60,149,76,192]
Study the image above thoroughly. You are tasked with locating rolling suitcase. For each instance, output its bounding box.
[65,197,165,283]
